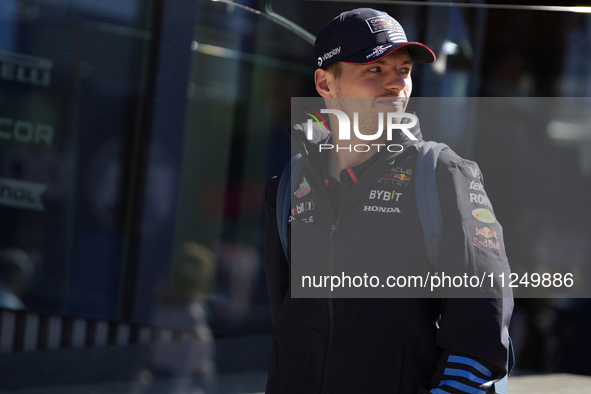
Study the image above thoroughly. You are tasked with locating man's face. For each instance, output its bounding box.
[330,48,413,107]
[316,48,413,135]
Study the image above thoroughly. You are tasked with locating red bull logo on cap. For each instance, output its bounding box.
[475,226,497,239]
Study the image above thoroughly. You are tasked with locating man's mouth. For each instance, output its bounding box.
[374,97,407,112]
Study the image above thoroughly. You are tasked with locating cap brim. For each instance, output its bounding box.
[342,42,436,64]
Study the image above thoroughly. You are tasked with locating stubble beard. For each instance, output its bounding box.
[333,86,385,139]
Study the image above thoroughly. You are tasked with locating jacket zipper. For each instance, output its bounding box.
[290,138,338,394]
[319,224,337,394]
[290,130,421,393]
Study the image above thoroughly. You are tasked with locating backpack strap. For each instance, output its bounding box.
[276,153,305,257]
[415,141,449,270]
[415,141,514,393]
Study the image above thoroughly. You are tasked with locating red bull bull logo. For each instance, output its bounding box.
[393,173,411,182]
[475,226,497,239]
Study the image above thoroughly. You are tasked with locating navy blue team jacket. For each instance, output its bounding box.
[263,121,513,394]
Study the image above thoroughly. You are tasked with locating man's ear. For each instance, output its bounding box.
[315,68,334,97]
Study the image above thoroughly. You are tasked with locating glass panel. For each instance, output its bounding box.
[0,0,152,319]
[164,0,318,337]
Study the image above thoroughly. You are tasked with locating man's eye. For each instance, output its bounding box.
[368,67,380,73]
[400,67,411,75]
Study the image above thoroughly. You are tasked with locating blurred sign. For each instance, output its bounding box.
[0,117,54,146]
[0,49,53,87]
[0,177,46,211]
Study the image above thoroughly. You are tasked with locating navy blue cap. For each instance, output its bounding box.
[314,8,436,69]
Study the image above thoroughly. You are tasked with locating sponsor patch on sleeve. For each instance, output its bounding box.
[472,208,496,224]
[294,178,311,198]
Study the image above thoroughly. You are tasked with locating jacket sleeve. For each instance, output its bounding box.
[264,176,290,327]
[419,349,506,394]
[425,151,514,391]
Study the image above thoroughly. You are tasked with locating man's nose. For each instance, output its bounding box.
[384,69,406,92]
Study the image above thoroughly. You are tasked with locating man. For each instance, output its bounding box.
[264,8,513,394]
[0,248,33,310]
